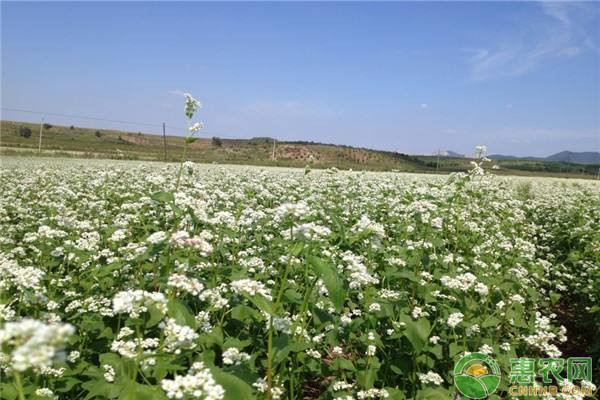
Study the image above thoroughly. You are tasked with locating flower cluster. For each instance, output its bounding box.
[0,319,74,372]
[161,361,224,400]
[0,154,597,400]
[112,290,168,318]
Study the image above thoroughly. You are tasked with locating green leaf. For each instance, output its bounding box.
[0,383,17,400]
[549,291,561,305]
[167,299,197,328]
[98,327,114,339]
[283,288,302,304]
[209,326,224,347]
[147,303,166,327]
[230,305,262,321]
[397,271,420,283]
[82,381,120,400]
[357,366,378,389]
[150,191,174,203]
[449,342,464,357]
[118,382,168,400]
[243,294,275,316]
[389,355,411,376]
[55,377,82,393]
[272,335,291,366]
[482,316,501,328]
[384,388,407,400]
[290,242,304,257]
[310,306,334,325]
[310,256,346,311]
[400,316,430,351]
[416,388,450,400]
[427,344,443,359]
[329,358,356,371]
[210,368,256,400]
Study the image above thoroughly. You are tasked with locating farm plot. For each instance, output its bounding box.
[0,158,598,400]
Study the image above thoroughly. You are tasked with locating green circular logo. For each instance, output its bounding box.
[454,352,501,399]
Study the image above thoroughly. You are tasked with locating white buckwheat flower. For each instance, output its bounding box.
[112,290,167,318]
[418,371,444,385]
[221,347,251,365]
[447,312,464,328]
[0,319,74,372]
[184,93,202,119]
[161,318,199,353]
[189,122,204,133]
[161,361,224,400]
[103,364,115,382]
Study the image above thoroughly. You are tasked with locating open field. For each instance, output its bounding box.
[0,157,598,399]
[2,120,598,179]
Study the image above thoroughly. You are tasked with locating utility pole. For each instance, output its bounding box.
[162,122,167,162]
[436,149,440,174]
[272,138,276,161]
[38,118,44,154]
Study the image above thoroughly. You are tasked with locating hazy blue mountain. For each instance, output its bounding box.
[545,151,600,164]
[435,150,464,157]
[488,151,599,164]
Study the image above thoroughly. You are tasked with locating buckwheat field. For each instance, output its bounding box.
[1,154,598,400]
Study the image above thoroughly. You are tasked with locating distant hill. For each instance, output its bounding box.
[421,150,464,157]
[489,151,600,164]
[488,154,542,161]
[1,120,598,178]
[0,120,431,172]
[545,151,600,164]
[437,150,464,157]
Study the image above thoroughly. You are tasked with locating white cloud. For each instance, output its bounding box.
[466,2,599,81]
[420,103,429,109]
[168,89,187,97]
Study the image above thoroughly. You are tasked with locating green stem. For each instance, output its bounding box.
[266,318,274,400]
[411,355,417,397]
[175,140,189,191]
[266,260,291,399]
[13,372,25,400]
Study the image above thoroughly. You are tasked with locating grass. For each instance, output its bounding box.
[1,119,598,179]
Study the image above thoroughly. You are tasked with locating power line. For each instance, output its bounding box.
[1,107,170,129]
[0,106,241,139]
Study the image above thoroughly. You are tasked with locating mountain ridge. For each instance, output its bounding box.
[438,150,599,165]
[1,120,598,178]
[488,151,599,165]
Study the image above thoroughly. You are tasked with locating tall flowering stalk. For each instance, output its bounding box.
[175,93,203,190]
[470,144,490,175]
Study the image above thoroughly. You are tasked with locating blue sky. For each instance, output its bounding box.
[2,1,599,156]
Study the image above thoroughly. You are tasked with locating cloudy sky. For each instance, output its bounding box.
[2,1,599,156]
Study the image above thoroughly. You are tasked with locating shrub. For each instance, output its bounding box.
[18,126,32,138]
[95,131,102,138]
[212,137,223,147]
